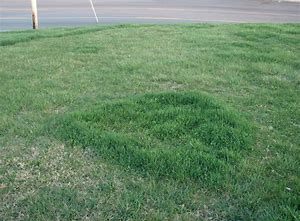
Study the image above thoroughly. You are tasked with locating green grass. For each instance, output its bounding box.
[0,24,299,220]
[47,92,254,187]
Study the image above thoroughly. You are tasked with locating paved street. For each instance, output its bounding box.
[1,0,299,30]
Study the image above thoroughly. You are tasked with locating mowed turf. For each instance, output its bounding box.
[48,92,254,187]
[0,24,299,220]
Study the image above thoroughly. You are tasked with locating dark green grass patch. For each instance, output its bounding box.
[48,92,254,187]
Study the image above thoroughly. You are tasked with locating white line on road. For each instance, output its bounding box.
[89,0,99,23]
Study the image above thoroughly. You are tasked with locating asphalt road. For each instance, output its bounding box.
[1,0,299,31]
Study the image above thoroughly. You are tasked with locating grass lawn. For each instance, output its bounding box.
[0,24,299,220]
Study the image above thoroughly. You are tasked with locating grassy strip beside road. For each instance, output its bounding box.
[0,24,299,220]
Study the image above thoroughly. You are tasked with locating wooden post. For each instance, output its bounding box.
[31,0,38,29]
